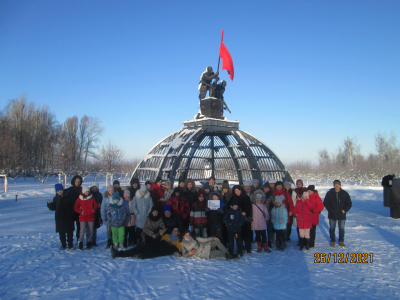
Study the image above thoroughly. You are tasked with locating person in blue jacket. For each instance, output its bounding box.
[271,195,288,251]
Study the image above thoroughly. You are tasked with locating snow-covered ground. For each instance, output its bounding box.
[1,177,400,299]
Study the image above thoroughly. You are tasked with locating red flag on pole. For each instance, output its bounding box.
[219,30,234,81]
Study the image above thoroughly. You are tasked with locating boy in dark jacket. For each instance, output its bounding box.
[205,192,226,243]
[47,184,75,250]
[190,189,209,237]
[323,180,352,247]
[223,198,245,257]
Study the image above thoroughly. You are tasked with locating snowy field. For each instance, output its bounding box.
[1,177,400,299]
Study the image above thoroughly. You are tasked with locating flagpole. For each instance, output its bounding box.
[217,30,224,73]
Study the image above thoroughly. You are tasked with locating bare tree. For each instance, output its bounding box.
[97,140,124,174]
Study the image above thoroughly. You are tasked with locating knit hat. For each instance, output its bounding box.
[275,195,285,204]
[256,194,262,199]
[124,190,131,197]
[203,182,211,191]
[222,180,229,190]
[244,181,252,187]
[296,179,303,186]
[333,179,341,186]
[252,179,259,185]
[82,186,89,194]
[54,183,63,192]
[112,192,120,200]
[130,177,140,185]
[275,181,283,187]
[269,179,276,184]
[150,206,158,213]
[155,176,162,183]
[173,187,181,194]
[283,181,291,187]
[139,185,147,193]
[198,189,205,198]
[230,198,239,207]
[210,192,221,200]
[91,182,98,188]
[306,185,315,192]
[164,204,171,212]
[145,180,152,186]
[107,184,114,191]
[113,180,120,185]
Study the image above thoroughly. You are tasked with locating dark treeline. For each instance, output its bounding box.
[0,95,139,183]
[287,135,400,186]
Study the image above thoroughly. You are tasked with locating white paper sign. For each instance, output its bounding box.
[208,200,220,211]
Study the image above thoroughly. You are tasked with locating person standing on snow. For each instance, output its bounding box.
[323,180,352,247]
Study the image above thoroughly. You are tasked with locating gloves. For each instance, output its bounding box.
[278,217,283,224]
[205,207,210,213]
[217,208,224,214]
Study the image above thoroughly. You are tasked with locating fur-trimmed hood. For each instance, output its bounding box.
[251,190,266,204]
[183,178,196,193]
[79,192,93,201]
[135,188,151,200]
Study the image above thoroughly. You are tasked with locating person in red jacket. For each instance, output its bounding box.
[168,187,190,231]
[151,177,165,217]
[74,186,98,250]
[294,179,306,245]
[306,185,324,248]
[273,181,293,246]
[292,191,314,251]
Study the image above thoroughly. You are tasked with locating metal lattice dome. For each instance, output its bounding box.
[131,118,292,186]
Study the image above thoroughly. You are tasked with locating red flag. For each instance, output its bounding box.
[219,30,234,81]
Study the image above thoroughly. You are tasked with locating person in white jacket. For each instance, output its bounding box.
[132,185,153,245]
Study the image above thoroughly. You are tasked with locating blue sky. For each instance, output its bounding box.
[1,0,399,164]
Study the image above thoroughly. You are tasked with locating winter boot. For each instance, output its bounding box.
[78,242,83,251]
[268,240,272,248]
[86,241,92,250]
[282,240,287,251]
[123,238,128,249]
[60,245,66,251]
[263,243,272,253]
[257,242,262,253]
[330,241,335,247]
[113,243,119,250]
[110,246,118,259]
[106,239,113,249]
[91,241,98,247]
[68,245,75,250]
[299,238,304,251]
[246,248,252,254]
[119,243,127,251]
[305,238,310,250]
[339,242,346,247]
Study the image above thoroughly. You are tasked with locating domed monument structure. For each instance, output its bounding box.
[131,31,292,186]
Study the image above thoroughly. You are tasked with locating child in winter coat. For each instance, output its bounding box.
[292,192,314,250]
[223,198,245,258]
[271,195,288,251]
[202,183,211,201]
[263,182,275,248]
[106,192,127,250]
[47,184,75,250]
[101,185,116,248]
[205,192,226,243]
[74,186,98,250]
[180,230,229,260]
[168,187,190,231]
[90,182,103,247]
[251,191,271,253]
[306,185,324,248]
[132,185,153,245]
[190,189,209,237]
[123,190,136,248]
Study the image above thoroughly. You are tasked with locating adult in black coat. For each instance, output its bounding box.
[128,177,140,200]
[323,180,352,247]
[183,178,198,208]
[64,175,83,240]
[47,185,75,250]
[162,205,182,234]
[231,185,253,253]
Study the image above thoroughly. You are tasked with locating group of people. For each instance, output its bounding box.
[47,175,352,260]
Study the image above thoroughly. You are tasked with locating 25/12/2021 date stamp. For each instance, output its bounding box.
[314,253,373,263]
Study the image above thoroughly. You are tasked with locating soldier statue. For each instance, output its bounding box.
[198,66,219,100]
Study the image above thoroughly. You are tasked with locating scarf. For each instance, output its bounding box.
[169,233,179,242]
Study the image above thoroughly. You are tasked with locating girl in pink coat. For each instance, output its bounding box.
[292,192,314,251]
[251,191,271,253]
[74,186,98,250]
